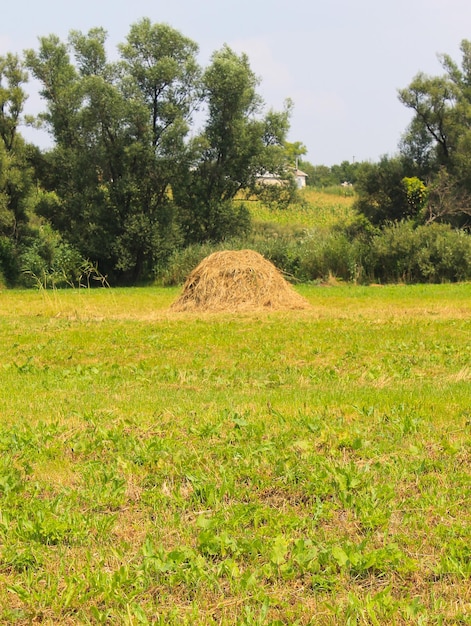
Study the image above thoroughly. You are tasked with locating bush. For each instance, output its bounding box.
[247,229,305,279]
[156,222,308,286]
[354,157,413,225]
[368,221,471,283]
[155,218,471,287]
[297,229,363,283]
[179,201,252,246]
[156,243,224,286]
[0,236,20,286]
[18,226,85,288]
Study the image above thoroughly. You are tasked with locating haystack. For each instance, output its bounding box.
[170,249,310,312]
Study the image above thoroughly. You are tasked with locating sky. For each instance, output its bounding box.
[2,0,471,166]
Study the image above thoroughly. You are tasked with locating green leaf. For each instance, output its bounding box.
[331,545,349,568]
[270,536,289,566]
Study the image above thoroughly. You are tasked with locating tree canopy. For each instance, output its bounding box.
[353,39,471,229]
[0,19,293,285]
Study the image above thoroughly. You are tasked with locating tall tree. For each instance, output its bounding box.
[115,19,201,277]
[174,45,291,243]
[0,53,28,151]
[398,39,471,222]
[398,73,458,167]
[24,23,294,277]
[0,53,33,241]
[26,31,121,275]
[398,40,471,179]
[25,21,200,282]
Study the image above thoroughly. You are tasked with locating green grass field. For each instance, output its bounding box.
[248,187,356,231]
[1,284,471,624]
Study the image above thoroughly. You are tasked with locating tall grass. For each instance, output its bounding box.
[247,187,356,230]
[158,193,471,287]
[158,189,358,285]
[1,285,471,623]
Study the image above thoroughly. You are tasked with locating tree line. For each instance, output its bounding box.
[0,18,295,286]
[2,24,471,286]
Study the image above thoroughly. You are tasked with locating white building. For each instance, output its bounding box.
[257,168,308,188]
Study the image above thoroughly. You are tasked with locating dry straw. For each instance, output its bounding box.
[170,249,311,312]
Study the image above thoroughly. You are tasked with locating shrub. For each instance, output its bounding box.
[368,221,471,283]
[0,236,20,286]
[156,222,308,286]
[156,218,471,287]
[156,243,224,286]
[298,229,363,283]
[248,233,305,279]
[18,226,85,288]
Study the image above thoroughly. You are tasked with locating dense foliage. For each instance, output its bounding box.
[2,25,471,286]
[352,39,471,229]
[155,215,471,286]
[0,20,291,285]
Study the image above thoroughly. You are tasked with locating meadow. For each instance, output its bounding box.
[1,283,471,624]
[248,187,356,230]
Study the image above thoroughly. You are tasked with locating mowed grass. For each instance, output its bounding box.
[1,284,471,624]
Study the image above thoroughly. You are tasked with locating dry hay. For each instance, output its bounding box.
[170,249,311,312]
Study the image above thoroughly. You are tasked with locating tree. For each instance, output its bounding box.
[353,156,413,225]
[399,40,471,183]
[0,53,28,151]
[298,162,333,187]
[113,19,201,278]
[399,116,436,174]
[424,167,471,226]
[398,73,458,167]
[174,45,291,243]
[26,31,123,277]
[0,53,33,239]
[284,140,307,167]
[118,18,200,151]
[23,23,295,280]
[398,39,471,226]
[402,176,428,217]
[25,21,200,282]
[330,160,361,185]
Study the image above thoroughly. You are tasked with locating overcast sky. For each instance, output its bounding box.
[2,0,471,165]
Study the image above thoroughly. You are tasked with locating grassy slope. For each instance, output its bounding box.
[1,284,471,624]
[248,187,357,230]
